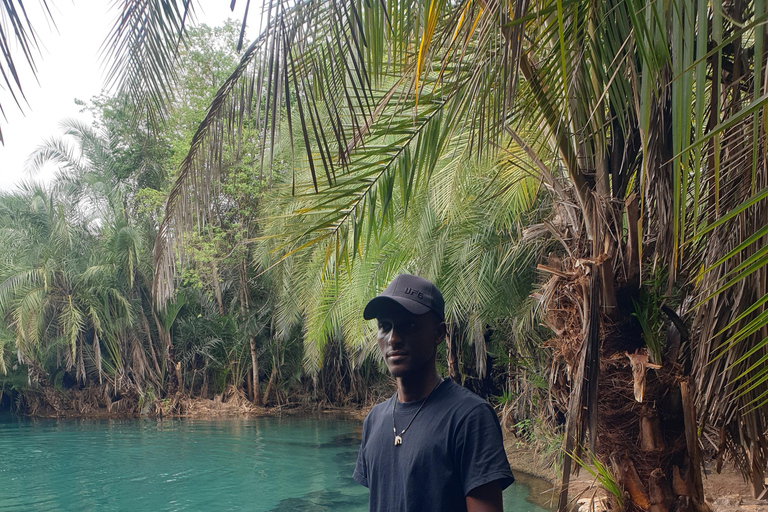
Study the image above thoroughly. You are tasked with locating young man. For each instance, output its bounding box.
[354,274,514,512]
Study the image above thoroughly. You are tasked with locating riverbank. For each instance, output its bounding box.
[13,385,375,421]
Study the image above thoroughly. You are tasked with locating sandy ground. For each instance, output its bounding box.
[503,437,767,511]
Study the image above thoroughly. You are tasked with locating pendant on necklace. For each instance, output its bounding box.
[394,435,403,446]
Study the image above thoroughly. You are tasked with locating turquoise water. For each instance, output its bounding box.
[0,415,550,511]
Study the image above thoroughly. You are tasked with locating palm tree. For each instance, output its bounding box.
[149,0,768,510]
[0,182,107,386]
[2,104,170,405]
[8,2,768,506]
[247,143,546,410]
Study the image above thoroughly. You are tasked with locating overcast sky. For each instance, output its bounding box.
[0,1,250,192]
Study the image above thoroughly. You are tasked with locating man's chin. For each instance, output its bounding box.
[388,361,432,379]
[387,362,413,378]
[388,367,407,378]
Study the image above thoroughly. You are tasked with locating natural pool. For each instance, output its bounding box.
[0,415,552,511]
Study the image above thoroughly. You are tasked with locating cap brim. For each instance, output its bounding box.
[363,296,431,320]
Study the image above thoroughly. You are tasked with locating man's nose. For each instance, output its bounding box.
[387,326,405,346]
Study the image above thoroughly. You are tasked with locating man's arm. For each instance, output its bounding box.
[466,481,504,512]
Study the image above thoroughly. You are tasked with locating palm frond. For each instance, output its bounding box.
[0,0,55,144]
[101,0,196,129]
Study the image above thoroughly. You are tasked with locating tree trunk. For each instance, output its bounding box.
[680,380,705,505]
[625,193,641,288]
[174,361,183,392]
[141,310,162,380]
[152,308,176,392]
[240,258,249,313]
[446,326,461,383]
[245,366,253,400]
[553,209,710,512]
[250,336,261,405]
[211,261,224,316]
[558,271,601,512]
[262,365,278,406]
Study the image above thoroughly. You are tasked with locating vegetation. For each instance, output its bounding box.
[3,1,768,511]
[1,19,543,414]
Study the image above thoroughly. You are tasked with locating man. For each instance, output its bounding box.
[354,274,514,512]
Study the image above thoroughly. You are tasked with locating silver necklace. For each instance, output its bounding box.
[392,379,443,446]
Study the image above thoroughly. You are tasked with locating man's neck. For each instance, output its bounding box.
[396,370,443,403]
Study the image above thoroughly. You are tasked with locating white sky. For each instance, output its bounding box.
[0,0,251,192]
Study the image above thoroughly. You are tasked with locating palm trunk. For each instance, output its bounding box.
[446,329,461,383]
[245,366,254,400]
[211,261,224,316]
[151,308,177,393]
[141,310,162,379]
[550,195,709,512]
[262,365,278,406]
[174,361,183,392]
[250,336,261,405]
[558,271,600,512]
[681,380,705,507]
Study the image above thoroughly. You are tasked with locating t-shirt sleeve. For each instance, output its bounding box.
[456,402,515,496]
[353,417,369,487]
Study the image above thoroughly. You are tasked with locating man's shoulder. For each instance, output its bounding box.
[364,395,394,421]
[426,379,496,427]
[439,379,490,409]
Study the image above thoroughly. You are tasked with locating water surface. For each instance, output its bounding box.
[0,415,550,511]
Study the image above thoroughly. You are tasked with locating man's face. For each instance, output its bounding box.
[375,304,445,379]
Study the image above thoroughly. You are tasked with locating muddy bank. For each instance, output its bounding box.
[11,385,372,421]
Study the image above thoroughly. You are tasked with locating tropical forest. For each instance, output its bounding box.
[1,1,767,511]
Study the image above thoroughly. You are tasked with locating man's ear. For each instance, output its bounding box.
[436,322,447,344]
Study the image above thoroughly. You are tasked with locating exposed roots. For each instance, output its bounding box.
[16,382,263,418]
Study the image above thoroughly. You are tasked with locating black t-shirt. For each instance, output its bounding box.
[353,378,514,512]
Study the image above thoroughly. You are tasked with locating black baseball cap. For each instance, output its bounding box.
[363,274,445,321]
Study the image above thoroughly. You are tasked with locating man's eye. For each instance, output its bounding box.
[378,321,392,331]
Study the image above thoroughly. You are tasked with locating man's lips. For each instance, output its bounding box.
[387,351,408,360]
